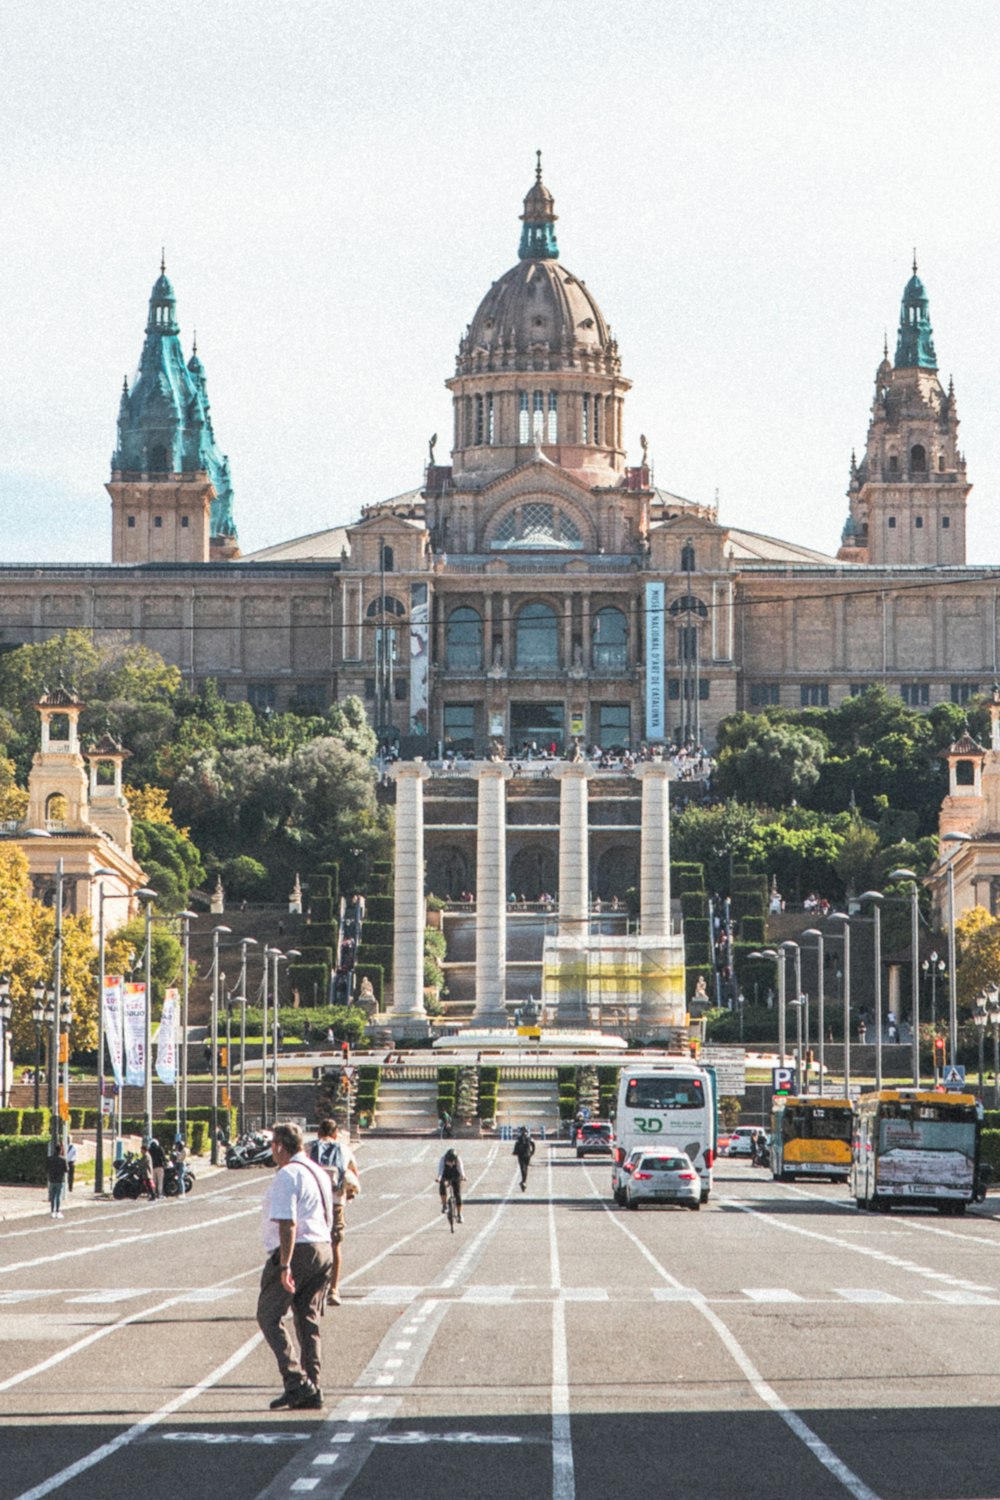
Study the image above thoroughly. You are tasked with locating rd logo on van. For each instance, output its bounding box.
[634,1117,664,1133]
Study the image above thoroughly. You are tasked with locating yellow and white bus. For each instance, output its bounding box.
[850,1089,982,1215]
[770,1096,854,1183]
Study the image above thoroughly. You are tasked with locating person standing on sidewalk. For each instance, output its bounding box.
[309,1118,359,1307]
[65,1135,77,1193]
[147,1134,166,1198]
[47,1143,68,1219]
[257,1121,333,1411]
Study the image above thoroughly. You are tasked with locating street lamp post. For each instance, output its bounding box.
[750,949,784,1067]
[49,858,64,1150]
[139,889,156,1140]
[828,914,852,1099]
[0,975,11,1109]
[974,993,987,1095]
[178,910,198,1138]
[210,926,231,1165]
[860,892,885,1091]
[31,984,45,1110]
[781,941,800,1083]
[889,869,921,1089]
[922,952,946,1031]
[267,948,300,1123]
[94,873,151,1197]
[259,946,270,1128]
[988,985,1000,1110]
[802,929,825,1096]
[939,831,972,1067]
[236,937,257,1136]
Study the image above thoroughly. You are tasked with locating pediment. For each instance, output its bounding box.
[478,457,598,506]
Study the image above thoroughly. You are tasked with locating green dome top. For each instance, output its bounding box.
[894,257,937,370]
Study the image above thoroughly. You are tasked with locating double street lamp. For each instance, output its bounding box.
[30,985,48,1109]
[859,892,885,1091]
[801,928,825,1096]
[210,925,232,1165]
[939,831,973,1067]
[0,975,11,1108]
[974,986,1000,1107]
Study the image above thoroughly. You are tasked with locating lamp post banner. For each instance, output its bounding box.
[103,976,124,1087]
[645,580,665,740]
[123,982,147,1087]
[156,988,179,1085]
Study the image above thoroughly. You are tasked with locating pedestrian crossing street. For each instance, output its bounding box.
[3,1282,999,1312]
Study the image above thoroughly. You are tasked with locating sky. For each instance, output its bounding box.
[2,1,1000,564]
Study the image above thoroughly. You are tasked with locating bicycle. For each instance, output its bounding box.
[442,1180,461,1232]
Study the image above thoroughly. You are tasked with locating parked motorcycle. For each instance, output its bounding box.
[112,1152,152,1200]
[164,1158,196,1196]
[225,1130,275,1169]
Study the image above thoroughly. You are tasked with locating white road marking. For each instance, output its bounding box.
[927,1289,1000,1304]
[834,1289,903,1303]
[0,1206,260,1277]
[359,1285,422,1304]
[594,1168,880,1500]
[547,1153,576,1500]
[8,1330,262,1500]
[66,1289,143,1304]
[743,1288,804,1302]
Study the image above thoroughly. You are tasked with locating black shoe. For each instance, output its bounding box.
[269,1381,317,1410]
[289,1384,324,1410]
[269,1388,296,1410]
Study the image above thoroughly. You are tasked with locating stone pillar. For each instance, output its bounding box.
[388,761,431,1031]
[635,761,672,936]
[552,763,593,1026]
[471,761,512,1028]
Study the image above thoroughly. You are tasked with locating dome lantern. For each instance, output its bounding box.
[518,151,559,261]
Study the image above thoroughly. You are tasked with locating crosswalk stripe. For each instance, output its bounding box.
[927,1290,1000,1305]
[834,1289,903,1303]
[742,1288,804,1302]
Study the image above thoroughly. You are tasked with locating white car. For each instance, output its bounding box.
[611,1147,645,1205]
[624,1151,702,1211]
[724,1127,764,1158]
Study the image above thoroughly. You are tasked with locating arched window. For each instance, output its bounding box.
[366,594,405,618]
[680,541,696,573]
[446,607,483,670]
[592,606,628,671]
[515,602,559,670]
[149,443,168,472]
[910,443,927,472]
[888,453,899,472]
[380,542,394,573]
[955,760,976,786]
[490,504,583,551]
[519,392,530,443]
[547,391,558,443]
[938,453,945,472]
[45,792,67,826]
[668,594,709,619]
[532,390,545,442]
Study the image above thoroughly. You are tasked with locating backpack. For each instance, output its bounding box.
[310,1138,345,1191]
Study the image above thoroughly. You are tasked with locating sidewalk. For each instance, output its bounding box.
[0,1156,222,1222]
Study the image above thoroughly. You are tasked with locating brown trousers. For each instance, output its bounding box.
[256,1240,333,1391]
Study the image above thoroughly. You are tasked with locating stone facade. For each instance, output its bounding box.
[0,165,993,746]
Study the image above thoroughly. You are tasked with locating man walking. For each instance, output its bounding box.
[309,1117,359,1307]
[257,1121,333,1411]
[512,1125,535,1191]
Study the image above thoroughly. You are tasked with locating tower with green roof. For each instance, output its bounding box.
[839,259,969,566]
[106,261,239,563]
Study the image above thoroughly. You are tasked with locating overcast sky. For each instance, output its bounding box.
[2,1,999,564]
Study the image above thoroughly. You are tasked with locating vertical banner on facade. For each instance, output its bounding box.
[102,976,124,1087]
[645,580,666,740]
[123,982,147,1088]
[409,581,430,735]
[155,988,178,1086]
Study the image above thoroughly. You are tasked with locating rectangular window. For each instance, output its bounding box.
[581,394,589,444]
[247,683,277,711]
[292,683,325,711]
[915,516,924,528]
[180,515,189,528]
[597,703,630,748]
[519,392,530,443]
[668,679,680,701]
[900,683,930,706]
[800,684,829,707]
[951,683,980,705]
[678,625,699,661]
[888,517,896,529]
[486,393,495,445]
[364,678,376,699]
[668,679,707,701]
[532,389,545,442]
[942,516,951,529]
[510,700,564,754]
[749,682,780,707]
[394,677,408,702]
[475,394,484,444]
[443,703,476,753]
[154,516,162,528]
[127,516,135,528]
[547,390,558,443]
[593,395,601,445]
[849,683,867,697]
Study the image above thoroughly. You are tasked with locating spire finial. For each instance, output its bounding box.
[535,148,542,183]
[883,329,888,360]
[161,247,166,275]
[912,247,918,276]
[192,329,198,355]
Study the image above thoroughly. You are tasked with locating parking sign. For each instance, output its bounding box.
[772,1067,797,1094]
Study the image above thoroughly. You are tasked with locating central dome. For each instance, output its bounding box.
[456,159,620,379]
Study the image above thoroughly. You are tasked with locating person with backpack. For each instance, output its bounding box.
[308,1117,359,1307]
[512,1125,535,1191]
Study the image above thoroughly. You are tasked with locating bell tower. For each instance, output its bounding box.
[839,260,970,565]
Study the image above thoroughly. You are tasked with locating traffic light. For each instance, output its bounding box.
[934,1037,945,1060]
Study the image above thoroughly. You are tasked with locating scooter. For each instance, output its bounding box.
[225,1130,275,1168]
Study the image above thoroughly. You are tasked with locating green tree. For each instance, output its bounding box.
[713,722,827,806]
[833,813,881,897]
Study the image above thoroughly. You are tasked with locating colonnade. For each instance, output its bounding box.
[390,759,679,1030]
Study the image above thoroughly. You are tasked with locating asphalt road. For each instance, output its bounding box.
[2,1141,1000,1500]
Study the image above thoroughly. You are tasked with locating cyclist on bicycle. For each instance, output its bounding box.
[436,1147,466,1222]
[512,1125,535,1191]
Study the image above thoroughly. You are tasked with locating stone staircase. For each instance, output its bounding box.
[370,1077,439,1134]
[496,1074,561,1132]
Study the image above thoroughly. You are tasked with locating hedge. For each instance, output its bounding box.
[309,902,335,928]
[361,921,393,949]
[680,891,707,922]
[365,894,394,924]
[304,922,338,950]
[0,1136,49,1184]
[310,875,333,900]
[0,1109,53,1137]
[673,871,706,896]
[289,964,330,1007]
[364,944,394,983]
[981,1130,1000,1178]
[740,916,766,945]
[730,890,766,923]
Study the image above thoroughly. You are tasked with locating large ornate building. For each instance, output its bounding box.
[0,162,994,748]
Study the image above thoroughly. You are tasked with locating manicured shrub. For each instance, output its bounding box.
[0,1135,48,1183]
[0,1109,21,1135]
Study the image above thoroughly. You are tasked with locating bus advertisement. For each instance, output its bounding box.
[614,1063,718,1203]
[850,1089,982,1214]
[770,1097,854,1183]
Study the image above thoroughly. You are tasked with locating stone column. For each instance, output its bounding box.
[635,761,672,936]
[388,761,431,1032]
[471,761,512,1029]
[552,763,593,1026]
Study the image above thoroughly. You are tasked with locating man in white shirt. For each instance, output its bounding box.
[256,1121,334,1411]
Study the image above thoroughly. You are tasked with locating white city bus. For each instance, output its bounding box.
[613,1062,718,1202]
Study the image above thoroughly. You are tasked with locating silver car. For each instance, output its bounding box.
[611,1147,645,1205]
[625,1151,702,1211]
